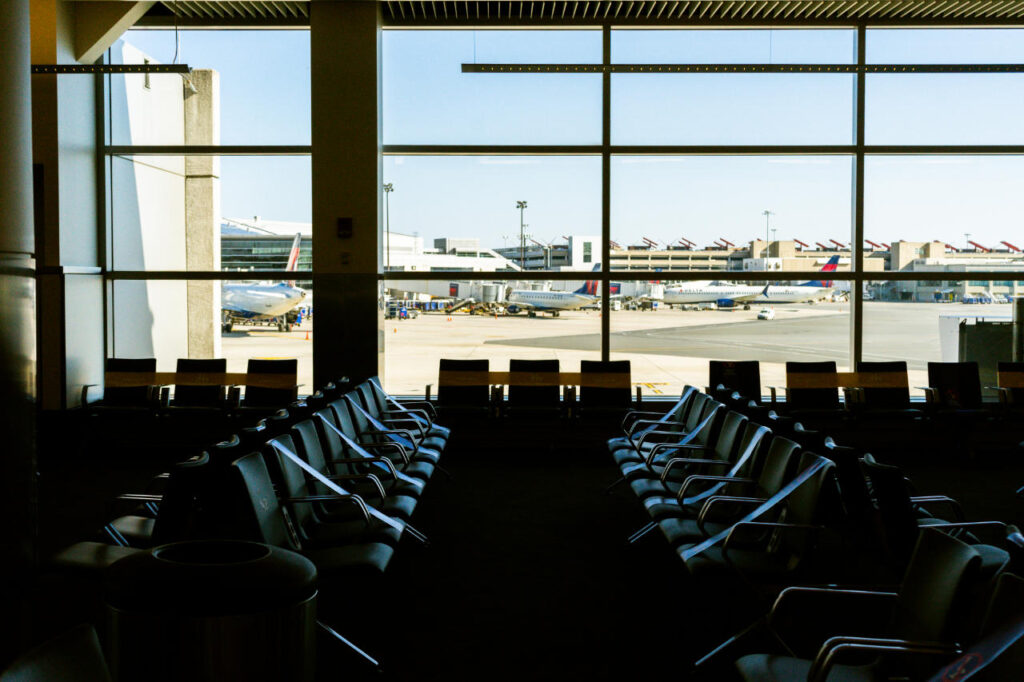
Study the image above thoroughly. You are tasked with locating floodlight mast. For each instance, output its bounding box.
[516,200,528,270]
[383,183,394,271]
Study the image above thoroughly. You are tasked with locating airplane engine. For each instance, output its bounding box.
[506,304,521,315]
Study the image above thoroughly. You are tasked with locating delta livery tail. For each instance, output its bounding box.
[574,280,622,296]
[801,255,839,288]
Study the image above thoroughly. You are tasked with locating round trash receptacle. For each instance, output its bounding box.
[104,540,317,682]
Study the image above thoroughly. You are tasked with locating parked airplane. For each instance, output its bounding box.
[222,233,307,332]
[662,256,840,306]
[506,276,622,317]
[755,256,840,303]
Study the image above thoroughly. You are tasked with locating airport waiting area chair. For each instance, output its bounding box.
[995,361,1024,408]
[435,358,493,417]
[575,360,632,416]
[170,358,229,409]
[504,359,562,417]
[924,361,984,412]
[709,360,762,404]
[82,357,160,408]
[731,529,984,682]
[236,358,300,409]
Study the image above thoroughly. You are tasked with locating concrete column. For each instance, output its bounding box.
[0,0,39,663]
[310,2,384,386]
[184,69,221,359]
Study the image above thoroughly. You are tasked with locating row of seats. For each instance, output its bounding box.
[435,358,634,416]
[50,375,452,672]
[709,359,1024,414]
[85,357,301,410]
[606,384,1024,680]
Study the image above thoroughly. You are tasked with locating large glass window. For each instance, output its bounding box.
[383,156,601,272]
[383,30,601,145]
[104,29,312,391]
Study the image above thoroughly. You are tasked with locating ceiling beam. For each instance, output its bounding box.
[73,1,155,63]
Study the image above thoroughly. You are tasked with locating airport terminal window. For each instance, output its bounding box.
[612,28,857,64]
[383,30,601,145]
[103,29,312,386]
[378,25,1024,396]
[610,281,851,396]
[611,74,855,146]
[863,279,1018,394]
[108,155,311,273]
[864,156,1024,255]
[610,156,853,267]
[109,280,313,396]
[382,155,601,273]
[381,278,601,395]
[109,30,311,145]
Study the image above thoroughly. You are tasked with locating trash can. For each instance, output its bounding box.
[104,540,317,682]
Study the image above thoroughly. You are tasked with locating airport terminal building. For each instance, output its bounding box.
[5,1,1024,679]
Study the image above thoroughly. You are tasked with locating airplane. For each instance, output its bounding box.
[662,256,840,306]
[505,268,622,317]
[222,233,307,332]
[754,255,840,303]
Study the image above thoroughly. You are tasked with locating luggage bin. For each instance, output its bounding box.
[104,540,317,682]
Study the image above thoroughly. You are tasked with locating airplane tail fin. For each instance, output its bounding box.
[573,280,621,296]
[802,255,839,288]
[285,233,302,287]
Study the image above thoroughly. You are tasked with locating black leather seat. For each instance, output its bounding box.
[733,529,987,682]
[0,624,111,682]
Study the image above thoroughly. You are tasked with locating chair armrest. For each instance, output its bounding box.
[648,441,706,458]
[679,476,754,504]
[283,494,370,525]
[379,416,426,435]
[697,496,767,533]
[327,473,387,501]
[916,386,938,404]
[910,495,965,522]
[766,386,778,404]
[366,427,417,443]
[424,383,433,402]
[81,383,98,405]
[723,521,822,552]
[391,397,437,419]
[768,587,898,633]
[988,386,1012,405]
[622,410,664,433]
[358,439,411,465]
[636,428,691,448]
[659,457,729,483]
[116,493,163,502]
[328,456,400,482]
[809,637,960,682]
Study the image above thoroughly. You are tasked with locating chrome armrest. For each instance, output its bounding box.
[327,473,387,501]
[679,475,754,504]
[621,410,664,433]
[116,493,163,502]
[328,456,400,482]
[359,439,411,465]
[647,442,706,464]
[768,587,898,631]
[659,456,729,483]
[910,495,965,522]
[809,637,960,682]
[283,494,370,525]
[915,386,939,404]
[723,521,822,552]
[697,496,767,535]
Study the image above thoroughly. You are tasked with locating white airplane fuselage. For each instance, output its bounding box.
[662,282,764,305]
[506,289,597,312]
[223,282,307,320]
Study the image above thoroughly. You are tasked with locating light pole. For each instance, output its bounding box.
[516,200,528,269]
[762,209,774,258]
[383,183,394,271]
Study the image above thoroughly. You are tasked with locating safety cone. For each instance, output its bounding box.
[304,330,310,341]
[393,328,397,333]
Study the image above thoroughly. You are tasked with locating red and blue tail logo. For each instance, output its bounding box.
[802,255,839,288]
[574,281,621,296]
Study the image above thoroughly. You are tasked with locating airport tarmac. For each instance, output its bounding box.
[221,301,1012,397]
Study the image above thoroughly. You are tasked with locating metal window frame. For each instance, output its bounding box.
[100,23,1024,373]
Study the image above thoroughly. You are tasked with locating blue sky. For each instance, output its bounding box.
[124,28,1024,252]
